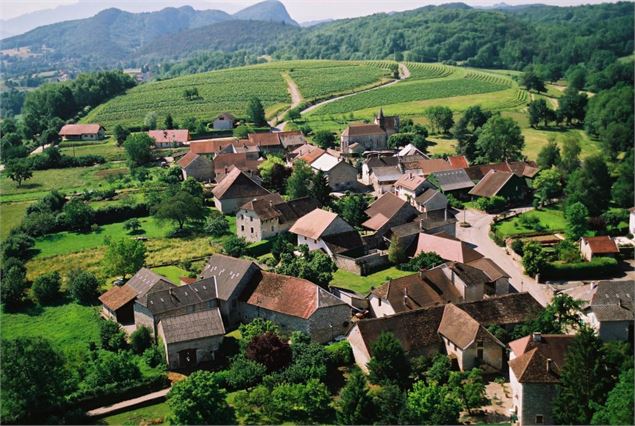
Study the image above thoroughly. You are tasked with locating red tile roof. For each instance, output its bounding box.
[212,167,270,200]
[297,147,326,164]
[99,285,136,311]
[248,132,281,147]
[289,208,339,240]
[448,155,469,169]
[363,193,414,231]
[582,236,619,254]
[213,152,262,175]
[415,233,483,263]
[59,123,103,135]
[469,170,514,197]
[177,151,199,168]
[148,129,189,144]
[509,334,575,383]
[394,173,427,192]
[189,137,253,154]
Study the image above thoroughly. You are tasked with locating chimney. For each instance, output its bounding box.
[532,332,542,342]
[419,219,423,231]
[269,200,274,208]
[546,358,552,374]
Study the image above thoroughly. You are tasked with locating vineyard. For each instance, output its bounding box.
[464,71,514,88]
[310,77,509,116]
[405,62,455,80]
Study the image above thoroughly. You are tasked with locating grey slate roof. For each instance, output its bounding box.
[588,281,634,322]
[372,166,403,182]
[146,278,218,315]
[430,169,475,191]
[125,268,176,306]
[200,254,258,301]
[159,308,225,344]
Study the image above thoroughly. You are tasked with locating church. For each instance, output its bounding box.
[340,109,400,154]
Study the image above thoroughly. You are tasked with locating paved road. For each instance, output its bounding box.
[86,387,170,417]
[456,208,552,307]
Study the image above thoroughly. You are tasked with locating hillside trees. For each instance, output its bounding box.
[5,159,33,187]
[564,154,611,216]
[124,133,155,166]
[521,71,546,92]
[584,83,634,157]
[475,115,524,163]
[154,191,206,231]
[423,106,454,134]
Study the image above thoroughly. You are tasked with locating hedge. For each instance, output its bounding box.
[65,374,169,411]
[93,203,150,225]
[246,239,273,258]
[541,257,619,281]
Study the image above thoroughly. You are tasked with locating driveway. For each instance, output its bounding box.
[456,208,552,306]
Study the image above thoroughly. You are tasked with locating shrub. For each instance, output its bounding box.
[446,194,464,209]
[400,251,444,272]
[474,196,507,213]
[82,350,142,389]
[245,332,292,372]
[223,235,248,257]
[325,340,353,366]
[130,326,152,354]
[123,218,142,234]
[223,356,267,390]
[542,257,619,280]
[31,271,62,305]
[204,211,230,237]
[67,269,100,305]
[143,345,166,369]
[511,239,525,256]
[99,320,128,352]
[93,203,149,226]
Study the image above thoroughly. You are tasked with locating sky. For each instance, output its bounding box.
[1,0,620,22]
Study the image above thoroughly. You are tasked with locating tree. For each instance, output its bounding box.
[0,263,27,307]
[559,134,581,177]
[245,331,292,372]
[532,168,561,208]
[536,138,561,169]
[239,318,280,349]
[388,235,407,264]
[1,337,69,424]
[521,71,546,92]
[566,66,586,91]
[204,210,230,237]
[313,130,336,149]
[130,326,152,355]
[223,235,248,257]
[585,84,633,157]
[181,177,203,197]
[164,113,175,130]
[372,384,406,425]
[103,237,146,279]
[405,381,461,425]
[286,160,313,199]
[591,368,634,425]
[558,86,588,125]
[514,294,583,338]
[247,97,266,127]
[258,156,290,193]
[83,350,141,388]
[31,271,61,305]
[336,368,375,425]
[476,115,524,163]
[425,353,452,385]
[334,194,368,228]
[268,380,333,424]
[554,327,612,425]
[311,170,332,206]
[5,158,33,187]
[124,133,155,166]
[167,371,236,425]
[564,202,588,241]
[144,111,158,130]
[449,368,488,414]
[367,332,411,387]
[113,124,130,147]
[521,241,547,277]
[555,240,581,263]
[62,199,94,232]
[67,269,100,305]
[565,154,611,217]
[99,319,128,352]
[401,251,444,272]
[528,99,552,127]
[424,106,454,134]
[155,191,206,231]
[611,150,634,208]
[275,245,336,289]
[123,218,142,234]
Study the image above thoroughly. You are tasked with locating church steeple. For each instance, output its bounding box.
[377,108,386,130]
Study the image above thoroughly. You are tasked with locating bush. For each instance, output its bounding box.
[99,320,128,352]
[223,235,248,257]
[446,194,464,209]
[93,203,149,226]
[325,340,353,366]
[542,257,619,280]
[204,211,230,237]
[67,269,100,305]
[474,196,506,213]
[143,345,166,369]
[222,356,267,390]
[246,240,272,258]
[66,375,168,411]
[130,326,152,354]
[511,239,525,256]
[399,251,444,272]
[31,271,62,305]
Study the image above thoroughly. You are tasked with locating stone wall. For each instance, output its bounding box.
[519,383,558,425]
[183,155,214,182]
[333,251,389,276]
[308,303,352,343]
[157,323,224,370]
[326,162,358,191]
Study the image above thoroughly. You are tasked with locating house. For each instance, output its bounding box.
[148,129,190,148]
[469,170,529,202]
[177,152,214,182]
[188,137,256,155]
[213,152,263,182]
[508,333,576,426]
[414,232,483,264]
[394,173,432,204]
[248,131,307,154]
[58,123,105,141]
[438,303,505,371]
[565,280,634,341]
[362,192,419,238]
[369,166,403,195]
[213,113,236,130]
[438,262,489,302]
[309,153,358,191]
[369,269,462,317]
[212,167,270,214]
[340,110,399,154]
[241,270,351,343]
[362,156,399,185]
[289,208,363,257]
[414,188,448,215]
[288,143,321,162]
[396,144,429,159]
[99,285,137,324]
[375,109,400,135]
[296,147,326,164]
[278,131,307,152]
[467,257,512,296]
[236,195,318,243]
[348,293,541,372]
[465,161,539,182]
[448,155,469,169]
[428,169,475,196]
[579,236,619,261]
[400,158,456,177]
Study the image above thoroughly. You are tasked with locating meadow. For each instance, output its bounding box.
[330,266,413,294]
[0,201,31,240]
[492,206,567,238]
[59,138,126,162]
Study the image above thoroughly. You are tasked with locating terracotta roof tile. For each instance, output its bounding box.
[469,170,514,197]
[212,168,270,200]
[297,147,326,164]
[248,132,282,147]
[99,285,136,311]
[148,129,189,144]
[582,236,619,254]
[395,173,427,191]
[177,151,200,168]
[289,208,341,240]
[59,123,103,135]
[509,334,575,383]
[448,155,469,169]
[415,233,483,263]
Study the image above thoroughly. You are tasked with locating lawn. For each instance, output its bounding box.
[152,265,190,284]
[493,206,567,238]
[0,303,101,355]
[0,201,31,240]
[330,266,413,294]
[34,216,166,258]
[102,401,170,425]
[59,138,126,162]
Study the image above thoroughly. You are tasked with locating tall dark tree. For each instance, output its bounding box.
[311,170,332,207]
[245,332,292,372]
[558,86,588,125]
[559,134,581,177]
[336,368,376,425]
[164,113,175,130]
[564,154,611,216]
[286,160,313,199]
[476,115,524,163]
[536,138,561,169]
[611,150,634,208]
[367,332,411,388]
[113,124,130,147]
[247,97,267,127]
[591,368,635,425]
[334,194,368,228]
[521,71,546,92]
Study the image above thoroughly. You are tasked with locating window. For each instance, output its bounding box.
[536,415,544,424]
[241,225,244,231]
[250,216,253,222]
[271,226,274,232]
[250,227,254,234]
[207,300,215,308]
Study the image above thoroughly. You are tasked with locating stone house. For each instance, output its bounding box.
[469,170,530,202]
[213,113,236,130]
[466,257,512,296]
[236,194,318,243]
[428,169,475,197]
[508,333,575,426]
[58,123,105,141]
[212,167,271,214]
[465,161,539,183]
[394,173,433,204]
[361,156,399,185]
[241,270,351,343]
[309,153,358,191]
[579,236,619,261]
[400,158,457,177]
[189,137,257,155]
[148,129,190,148]
[278,131,307,152]
[177,152,214,182]
[396,144,429,159]
[362,192,419,239]
[213,152,263,182]
[414,232,483,264]
[289,208,363,257]
[369,166,403,195]
[387,214,458,253]
[414,188,448,215]
[341,124,387,154]
[99,284,137,324]
[437,303,505,371]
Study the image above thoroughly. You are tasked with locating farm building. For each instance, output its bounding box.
[58,123,105,141]
[213,112,236,130]
[148,129,190,148]
[579,236,619,261]
[212,167,271,214]
[177,152,214,182]
[308,153,358,191]
[469,170,529,202]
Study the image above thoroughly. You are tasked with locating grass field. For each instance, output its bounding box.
[102,402,170,425]
[0,303,100,355]
[330,266,413,294]
[152,265,190,283]
[0,201,31,240]
[59,138,126,162]
[493,206,567,238]
[83,60,392,129]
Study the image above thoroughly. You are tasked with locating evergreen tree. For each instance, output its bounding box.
[164,113,175,130]
[247,97,266,127]
[564,154,611,216]
[372,384,406,425]
[336,368,376,425]
[611,150,634,208]
[367,332,411,388]
[335,194,368,228]
[591,368,634,425]
[564,202,588,241]
[559,134,581,177]
[536,138,561,169]
[286,160,313,199]
[311,170,332,207]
